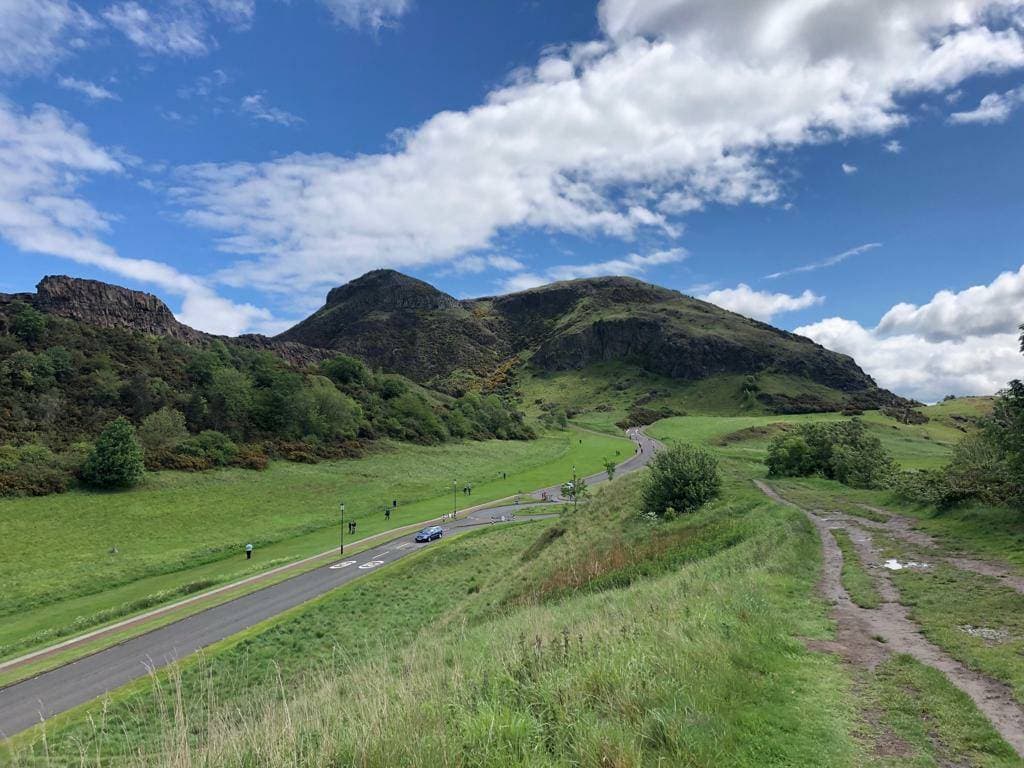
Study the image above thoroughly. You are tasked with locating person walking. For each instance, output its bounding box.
[385,507,391,521]
[245,543,253,560]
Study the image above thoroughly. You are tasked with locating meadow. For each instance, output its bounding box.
[0,429,626,660]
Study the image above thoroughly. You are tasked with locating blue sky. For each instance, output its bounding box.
[1,0,1023,401]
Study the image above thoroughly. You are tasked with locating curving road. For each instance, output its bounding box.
[0,428,660,740]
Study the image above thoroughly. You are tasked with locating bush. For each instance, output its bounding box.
[138,407,188,456]
[180,430,239,467]
[81,417,145,489]
[641,443,721,517]
[765,419,894,489]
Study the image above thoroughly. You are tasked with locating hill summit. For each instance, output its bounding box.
[278,270,900,412]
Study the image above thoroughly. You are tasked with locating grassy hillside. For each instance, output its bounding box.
[0,429,626,661]
[7,397,1020,766]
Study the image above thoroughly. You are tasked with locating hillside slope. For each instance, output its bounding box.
[280,270,902,413]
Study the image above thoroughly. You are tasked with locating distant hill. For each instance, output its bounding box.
[279,270,903,414]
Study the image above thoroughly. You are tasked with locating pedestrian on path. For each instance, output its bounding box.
[245,543,253,560]
[385,507,391,521]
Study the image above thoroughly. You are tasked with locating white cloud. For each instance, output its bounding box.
[949,85,1024,124]
[102,1,211,56]
[240,94,304,127]
[173,0,1024,299]
[177,69,230,99]
[842,162,859,175]
[498,248,688,293]
[766,242,881,280]
[318,0,411,30]
[884,139,904,153]
[701,284,823,322]
[797,266,1024,401]
[450,254,525,274]
[0,97,282,336]
[0,0,97,77]
[58,76,119,101]
[876,265,1024,341]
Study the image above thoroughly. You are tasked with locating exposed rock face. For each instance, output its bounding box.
[31,276,203,341]
[15,276,335,370]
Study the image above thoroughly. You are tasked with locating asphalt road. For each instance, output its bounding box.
[0,428,660,740]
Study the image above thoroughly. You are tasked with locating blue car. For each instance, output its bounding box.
[415,525,443,543]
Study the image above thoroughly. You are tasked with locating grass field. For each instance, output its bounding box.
[8,467,868,766]
[0,428,627,660]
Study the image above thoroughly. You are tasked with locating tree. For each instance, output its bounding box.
[10,302,46,345]
[82,417,145,489]
[641,443,721,517]
[321,354,368,386]
[604,458,617,481]
[138,407,188,456]
[766,435,814,477]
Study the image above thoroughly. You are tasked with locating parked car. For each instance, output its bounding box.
[415,525,444,543]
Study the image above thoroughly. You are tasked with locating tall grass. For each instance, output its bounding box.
[8,476,862,767]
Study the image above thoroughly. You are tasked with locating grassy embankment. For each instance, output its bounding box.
[0,429,626,664]
[7,398,1019,766]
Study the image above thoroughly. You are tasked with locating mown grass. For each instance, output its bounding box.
[833,529,884,609]
[856,654,1021,767]
[0,429,626,659]
[7,466,867,767]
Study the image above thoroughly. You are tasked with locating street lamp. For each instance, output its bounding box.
[452,479,457,519]
[572,465,578,512]
[339,501,346,555]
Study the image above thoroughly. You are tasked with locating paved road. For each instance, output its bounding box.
[0,428,660,739]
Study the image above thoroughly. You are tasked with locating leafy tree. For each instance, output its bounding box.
[321,354,369,386]
[11,302,46,345]
[138,407,189,455]
[296,377,363,439]
[766,435,814,477]
[604,458,617,481]
[206,367,254,436]
[642,443,721,517]
[81,417,145,489]
[765,419,894,489]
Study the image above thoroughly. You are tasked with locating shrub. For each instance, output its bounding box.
[138,407,188,456]
[180,430,239,467]
[765,419,894,489]
[641,443,721,517]
[81,417,145,489]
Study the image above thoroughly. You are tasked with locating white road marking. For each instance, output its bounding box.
[358,560,385,570]
[329,561,357,570]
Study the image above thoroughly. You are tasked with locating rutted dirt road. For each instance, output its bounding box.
[755,480,1024,759]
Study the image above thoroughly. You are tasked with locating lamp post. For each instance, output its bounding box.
[572,465,578,512]
[339,501,346,555]
[452,480,457,519]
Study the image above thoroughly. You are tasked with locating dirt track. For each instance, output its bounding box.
[755,480,1024,758]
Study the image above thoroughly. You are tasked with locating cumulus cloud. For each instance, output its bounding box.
[766,242,881,280]
[0,0,97,77]
[701,284,823,322]
[842,162,859,175]
[240,94,304,127]
[884,139,904,153]
[0,98,282,336]
[449,254,525,275]
[949,85,1024,123]
[876,265,1024,341]
[318,0,412,30]
[498,248,688,293]
[173,0,1024,300]
[58,76,119,101]
[797,266,1024,402]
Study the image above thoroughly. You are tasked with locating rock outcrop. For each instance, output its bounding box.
[31,276,203,341]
